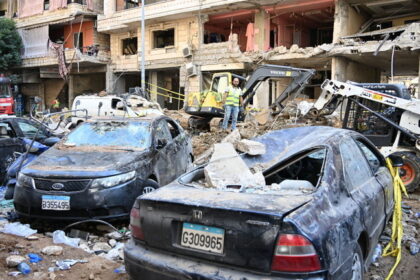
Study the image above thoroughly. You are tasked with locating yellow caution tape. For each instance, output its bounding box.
[382,158,409,280]
[145,82,185,97]
[147,88,185,101]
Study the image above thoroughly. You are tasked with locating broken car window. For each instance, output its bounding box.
[340,139,372,192]
[265,148,327,188]
[64,121,151,149]
[155,120,172,143]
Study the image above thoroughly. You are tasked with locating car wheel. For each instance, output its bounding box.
[141,179,159,195]
[350,244,364,280]
[393,152,420,192]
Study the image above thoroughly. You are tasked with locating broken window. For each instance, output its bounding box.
[265,147,327,189]
[153,29,174,49]
[122,37,138,55]
[155,120,172,144]
[211,75,229,94]
[73,32,83,51]
[167,120,180,139]
[44,0,50,10]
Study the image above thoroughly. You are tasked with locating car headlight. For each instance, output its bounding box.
[91,171,136,189]
[17,173,34,188]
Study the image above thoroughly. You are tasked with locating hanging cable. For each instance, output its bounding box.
[390,44,395,83]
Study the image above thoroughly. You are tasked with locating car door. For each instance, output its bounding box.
[153,119,177,185]
[354,138,394,222]
[166,119,190,173]
[339,137,386,254]
[0,121,24,183]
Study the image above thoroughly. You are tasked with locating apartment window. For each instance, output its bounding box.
[68,0,87,4]
[126,0,139,9]
[153,29,174,49]
[74,32,83,51]
[0,10,6,17]
[122,37,138,55]
[44,1,50,10]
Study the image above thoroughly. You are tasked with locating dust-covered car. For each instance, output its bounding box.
[13,115,193,220]
[124,126,396,280]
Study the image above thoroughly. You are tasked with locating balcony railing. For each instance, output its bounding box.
[116,0,165,11]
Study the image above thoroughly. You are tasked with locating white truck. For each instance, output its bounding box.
[71,94,162,126]
[309,79,420,191]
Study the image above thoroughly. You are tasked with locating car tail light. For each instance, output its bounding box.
[271,234,321,272]
[129,204,144,241]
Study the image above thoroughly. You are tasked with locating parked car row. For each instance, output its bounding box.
[3,114,397,279]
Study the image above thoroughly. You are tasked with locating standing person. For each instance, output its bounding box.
[222,77,243,131]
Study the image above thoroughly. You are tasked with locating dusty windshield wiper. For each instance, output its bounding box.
[105,147,138,152]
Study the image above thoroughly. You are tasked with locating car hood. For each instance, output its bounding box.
[23,147,149,178]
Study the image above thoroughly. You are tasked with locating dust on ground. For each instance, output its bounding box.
[367,191,420,280]
[0,232,128,280]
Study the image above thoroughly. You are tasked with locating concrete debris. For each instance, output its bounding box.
[204,143,265,190]
[108,239,117,248]
[235,139,266,156]
[92,242,112,254]
[221,129,241,145]
[105,231,123,240]
[6,255,26,267]
[27,235,39,241]
[42,246,63,256]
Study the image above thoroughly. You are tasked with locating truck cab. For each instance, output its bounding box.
[0,76,14,115]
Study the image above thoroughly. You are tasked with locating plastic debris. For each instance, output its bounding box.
[410,242,419,256]
[415,212,420,219]
[17,262,31,275]
[28,253,43,263]
[56,259,88,270]
[105,242,124,260]
[7,271,22,277]
[114,265,126,274]
[371,244,382,263]
[1,222,37,237]
[0,199,14,209]
[53,230,80,248]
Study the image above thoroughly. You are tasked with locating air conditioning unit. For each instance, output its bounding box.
[182,46,193,57]
[186,63,197,77]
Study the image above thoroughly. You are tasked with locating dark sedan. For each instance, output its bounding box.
[13,115,193,220]
[124,126,395,280]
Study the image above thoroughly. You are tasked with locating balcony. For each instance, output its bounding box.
[20,48,110,69]
[98,0,249,33]
[15,2,99,29]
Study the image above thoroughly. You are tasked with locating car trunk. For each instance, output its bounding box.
[137,169,312,273]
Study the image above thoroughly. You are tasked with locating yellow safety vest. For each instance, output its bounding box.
[225,86,242,107]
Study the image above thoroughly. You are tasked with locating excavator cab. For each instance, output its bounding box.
[185,72,245,118]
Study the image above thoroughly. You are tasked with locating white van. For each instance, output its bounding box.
[71,95,163,126]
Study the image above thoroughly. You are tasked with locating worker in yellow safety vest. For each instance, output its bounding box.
[222,77,243,131]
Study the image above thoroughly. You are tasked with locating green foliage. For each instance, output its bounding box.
[0,18,22,72]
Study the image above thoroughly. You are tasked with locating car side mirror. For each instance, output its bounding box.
[43,137,60,147]
[388,155,404,167]
[156,139,168,149]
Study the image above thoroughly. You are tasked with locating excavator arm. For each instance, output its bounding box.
[241,64,315,113]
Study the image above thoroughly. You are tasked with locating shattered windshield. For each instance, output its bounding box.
[0,84,11,98]
[64,121,151,149]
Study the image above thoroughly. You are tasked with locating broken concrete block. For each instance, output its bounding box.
[41,246,63,256]
[6,255,26,267]
[92,242,112,253]
[105,231,123,240]
[204,143,265,189]
[235,139,266,156]
[221,129,241,144]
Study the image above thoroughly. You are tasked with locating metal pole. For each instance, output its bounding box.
[141,0,146,93]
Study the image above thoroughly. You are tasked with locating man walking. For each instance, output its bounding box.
[222,77,243,131]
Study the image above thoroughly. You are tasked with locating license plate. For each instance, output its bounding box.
[41,195,70,211]
[181,223,224,254]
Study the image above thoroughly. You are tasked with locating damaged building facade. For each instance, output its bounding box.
[98,0,420,110]
[2,0,110,112]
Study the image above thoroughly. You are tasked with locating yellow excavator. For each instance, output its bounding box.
[185,64,315,128]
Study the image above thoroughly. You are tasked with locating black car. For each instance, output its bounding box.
[13,115,193,220]
[0,116,58,183]
[124,126,395,280]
